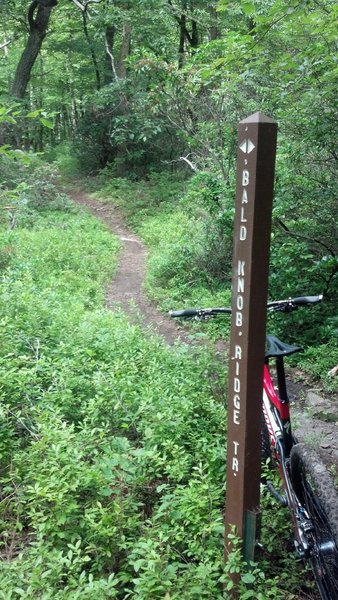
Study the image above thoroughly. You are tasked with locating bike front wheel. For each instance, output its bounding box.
[290,443,338,600]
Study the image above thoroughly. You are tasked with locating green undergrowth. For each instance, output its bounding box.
[0,172,310,598]
[91,172,337,393]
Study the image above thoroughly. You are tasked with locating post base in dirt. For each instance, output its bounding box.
[224,111,277,597]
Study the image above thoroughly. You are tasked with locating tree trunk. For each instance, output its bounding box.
[209,2,220,41]
[178,2,187,68]
[190,18,198,49]
[117,21,131,78]
[11,1,56,99]
[81,7,101,91]
[115,13,131,175]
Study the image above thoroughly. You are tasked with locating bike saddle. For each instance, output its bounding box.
[265,335,303,358]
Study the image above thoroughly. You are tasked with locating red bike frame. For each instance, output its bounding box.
[262,355,313,556]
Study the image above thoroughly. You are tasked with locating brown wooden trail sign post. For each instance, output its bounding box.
[224,112,278,572]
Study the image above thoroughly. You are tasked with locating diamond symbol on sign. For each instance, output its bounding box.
[239,139,255,154]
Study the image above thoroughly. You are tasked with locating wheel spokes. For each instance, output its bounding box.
[303,477,338,597]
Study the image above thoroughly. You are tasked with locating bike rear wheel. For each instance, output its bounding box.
[290,443,338,600]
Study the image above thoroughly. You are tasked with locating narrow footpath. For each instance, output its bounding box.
[68,187,191,346]
[68,186,338,473]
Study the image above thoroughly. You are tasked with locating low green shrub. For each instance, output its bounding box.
[296,342,338,393]
[94,170,186,223]
[0,161,77,232]
[53,142,83,179]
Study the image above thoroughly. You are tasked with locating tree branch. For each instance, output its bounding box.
[28,0,38,29]
[0,38,15,51]
[275,218,335,256]
[179,154,198,172]
[71,0,86,11]
[71,0,101,12]
[105,29,118,81]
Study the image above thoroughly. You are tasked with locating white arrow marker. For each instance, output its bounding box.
[239,139,255,154]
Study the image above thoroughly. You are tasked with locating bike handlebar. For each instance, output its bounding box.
[267,295,323,309]
[169,307,231,319]
[169,294,323,320]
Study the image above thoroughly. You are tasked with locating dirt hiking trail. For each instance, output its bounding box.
[68,186,338,472]
[68,187,191,346]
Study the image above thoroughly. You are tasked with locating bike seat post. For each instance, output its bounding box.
[276,355,289,404]
[275,355,294,456]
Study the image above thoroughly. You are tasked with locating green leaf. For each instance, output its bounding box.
[241,572,256,584]
[241,591,256,600]
[26,110,41,118]
[40,117,54,129]
[57,513,68,524]
[100,486,112,496]
[133,559,144,573]
[242,3,255,15]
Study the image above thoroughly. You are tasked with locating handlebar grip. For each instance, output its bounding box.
[170,295,323,319]
[293,294,323,306]
[169,308,198,318]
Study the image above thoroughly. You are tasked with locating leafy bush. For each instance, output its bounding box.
[52,142,83,179]
[180,172,234,283]
[95,170,186,218]
[0,159,76,232]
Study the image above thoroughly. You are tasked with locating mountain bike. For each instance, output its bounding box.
[170,294,338,600]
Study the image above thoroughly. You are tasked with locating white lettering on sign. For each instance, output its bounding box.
[233,410,240,425]
[240,173,249,242]
[231,339,243,429]
[231,441,240,476]
[232,457,239,473]
[236,261,245,328]
[242,170,250,186]
[240,226,247,241]
[240,207,247,223]
[238,261,245,277]
[229,135,256,479]
[236,312,242,327]
[237,277,244,293]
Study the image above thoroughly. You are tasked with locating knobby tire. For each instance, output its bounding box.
[290,443,338,600]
